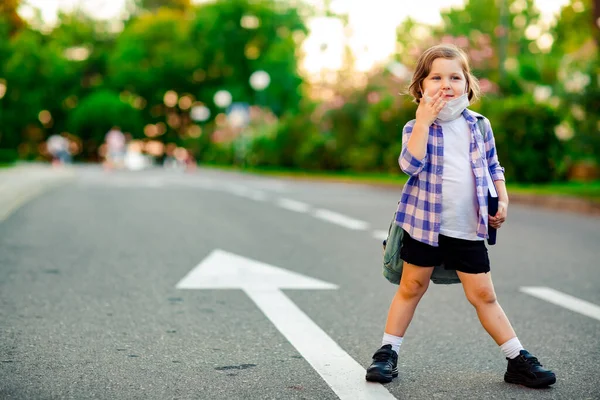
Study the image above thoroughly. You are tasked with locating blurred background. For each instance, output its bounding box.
[0,0,598,185]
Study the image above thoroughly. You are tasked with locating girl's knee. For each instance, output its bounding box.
[467,286,497,306]
[399,277,429,299]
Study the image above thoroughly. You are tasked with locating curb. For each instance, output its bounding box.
[0,165,76,222]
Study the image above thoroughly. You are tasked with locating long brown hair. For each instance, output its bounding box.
[407,44,480,104]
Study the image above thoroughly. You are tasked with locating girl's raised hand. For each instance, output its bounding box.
[416,89,446,126]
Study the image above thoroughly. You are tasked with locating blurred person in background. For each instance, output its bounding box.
[124,139,150,171]
[104,126,126,170]
[46,133,71,166]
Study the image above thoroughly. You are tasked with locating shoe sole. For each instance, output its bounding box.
[365,369,398,383]
[504,372,556,388]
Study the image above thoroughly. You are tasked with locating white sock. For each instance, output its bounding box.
[382,333,403,355]
[500,337,524,359]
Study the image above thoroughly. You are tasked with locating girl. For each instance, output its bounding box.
[365,44,556,388]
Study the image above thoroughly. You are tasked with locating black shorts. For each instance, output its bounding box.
[400,230,490,274]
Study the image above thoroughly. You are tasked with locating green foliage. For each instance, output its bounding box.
[551,0,595,55]
[0,0,25,35]
[245,134,279,167]
[67,90,143,156]
[201,143,235,165]
[270,107,320,168]
[559,54,600,164]
[189,0,306,116]
[480,96,564,183]
[134,0,192,12]
[0,0,595,183]
[294,132,339,170]
[0,148,18,163]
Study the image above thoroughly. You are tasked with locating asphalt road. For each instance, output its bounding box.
[1,166,598,400]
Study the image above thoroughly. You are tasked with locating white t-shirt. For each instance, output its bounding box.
[438,116,482,241]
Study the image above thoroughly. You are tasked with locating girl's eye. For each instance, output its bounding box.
[452,76,462,80]
[431,77,440,80]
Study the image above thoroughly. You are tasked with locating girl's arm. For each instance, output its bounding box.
[399,123,427,176]
[406,121,430,160]
[407,88,446,159]
[483,118,509,228]
[494,179,509,208]
[482,117,505,182]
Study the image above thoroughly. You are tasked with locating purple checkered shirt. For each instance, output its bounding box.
[395,108,505,247]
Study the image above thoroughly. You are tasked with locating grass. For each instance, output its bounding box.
[508,181,600,202]
[203,164,600,204]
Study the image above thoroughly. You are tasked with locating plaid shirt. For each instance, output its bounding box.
[395,109,505,247]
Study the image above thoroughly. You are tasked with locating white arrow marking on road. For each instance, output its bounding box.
[176,250,396,400]
[521,287,600,322]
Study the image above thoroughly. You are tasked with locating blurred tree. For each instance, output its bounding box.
[434,0,544,93]
[0,11,113,156]
[551,0,599,167]
[108,8,199,141]
[189,0,307,116]
[0,0,25,35]
[1,28,48,153]
[594,0,600,45]
[552,0,595,54]
[67,90,143,158]
[134,0,192,12]
[40,12,110,137]
[480,96,564,182]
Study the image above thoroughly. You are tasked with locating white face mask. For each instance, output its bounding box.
[436,93,470,121]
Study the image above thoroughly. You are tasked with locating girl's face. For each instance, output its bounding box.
[421,57,467,100]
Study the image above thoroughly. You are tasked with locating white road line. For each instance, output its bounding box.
[313,209,369,231]
[372,230,388,241]
[177,250,396,399]
[248,289,396,400]
[276,198,311,213]
[246,190,267,202]
[223,183,250,196]
[520,287,600,322]
[224,184,267,201]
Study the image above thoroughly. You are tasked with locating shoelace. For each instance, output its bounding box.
[522,354,542,367]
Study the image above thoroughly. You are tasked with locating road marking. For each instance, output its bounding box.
[223,183,250,196]
[313,209,369,231]
[520,287,600,322]
[176,250,396,400]
[372,230,388,241]
[277,198,311,213]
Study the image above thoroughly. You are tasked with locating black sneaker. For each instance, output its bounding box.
[365,344,398,383]
[504,350,556,388]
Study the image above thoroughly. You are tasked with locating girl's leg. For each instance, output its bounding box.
[384,263,435,336]
[456,271,516,345]
[366,263,434,382]
[458,271,557,387]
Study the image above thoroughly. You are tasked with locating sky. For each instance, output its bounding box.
[19,0,572,73]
